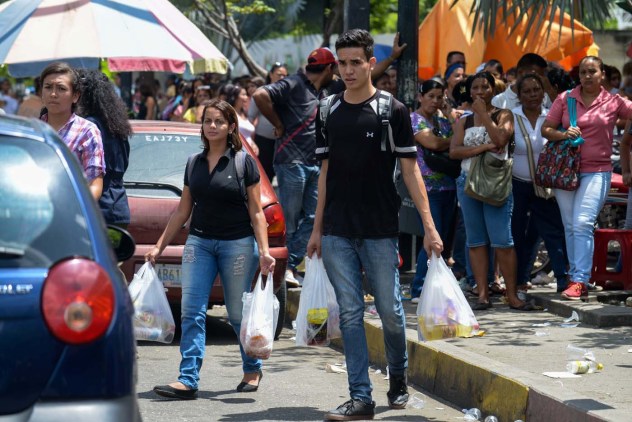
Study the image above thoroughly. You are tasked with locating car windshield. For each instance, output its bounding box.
[0,136,93,268]
[126,132,203,198]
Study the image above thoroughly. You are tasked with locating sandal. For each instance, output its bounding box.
[509,302,538,311]
[489,283,506,295]
[472,301,492,310]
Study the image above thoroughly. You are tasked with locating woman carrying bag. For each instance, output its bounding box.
[147,99,275,400]
[511,74,568,296]
[449,72,531,311]
[541,56,632,300]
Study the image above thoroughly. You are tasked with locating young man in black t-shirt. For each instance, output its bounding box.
[307,29,443,421]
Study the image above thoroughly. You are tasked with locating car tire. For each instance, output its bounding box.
[274,278,287,340]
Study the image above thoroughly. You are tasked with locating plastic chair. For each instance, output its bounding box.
[591,229,632,290]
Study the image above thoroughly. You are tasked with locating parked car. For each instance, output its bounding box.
[0,115,140,421]
[120,121,288,338]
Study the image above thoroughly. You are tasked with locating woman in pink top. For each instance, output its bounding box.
[541,56,632,301]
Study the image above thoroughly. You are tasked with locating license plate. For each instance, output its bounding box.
[153,264,182,287]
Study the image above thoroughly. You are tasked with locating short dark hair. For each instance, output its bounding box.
[419,79,444,95]
[547,67,576,93]
[580,55,604,72]
[516,53,547,70]
[447,51,465,63]
[335,28,374,61]
[604,64,622,81]
[467,71,496,93]
[516,73,544,97]
[200,99,242,151]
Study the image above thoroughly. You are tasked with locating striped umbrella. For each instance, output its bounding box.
[0,0,230,77]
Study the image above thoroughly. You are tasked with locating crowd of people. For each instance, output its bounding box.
[2,27,632,421]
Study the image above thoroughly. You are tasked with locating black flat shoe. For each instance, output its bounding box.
[236,369,263,392]
[472,301,492,311]
[509,302,539,311]
[153,384,198,400]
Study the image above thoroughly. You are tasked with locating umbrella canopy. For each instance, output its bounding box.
[0,0,230,77]
[418,0,599,80]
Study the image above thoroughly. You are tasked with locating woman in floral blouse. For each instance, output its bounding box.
[409,79,458,302]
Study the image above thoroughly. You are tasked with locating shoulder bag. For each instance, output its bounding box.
[421,116,462,179]
[515,115,554,199]
[464,111,513,206]
[534,91,581,191]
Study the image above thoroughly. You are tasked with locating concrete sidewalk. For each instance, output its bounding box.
[286,275,632,422]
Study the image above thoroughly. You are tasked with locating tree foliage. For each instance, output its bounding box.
[455,0,618,42]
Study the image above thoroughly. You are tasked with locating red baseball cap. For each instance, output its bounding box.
[307,48,336,66]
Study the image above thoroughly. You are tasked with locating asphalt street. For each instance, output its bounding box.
[136,307,465,421]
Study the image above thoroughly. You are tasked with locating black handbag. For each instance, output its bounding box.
[422,148,462,179]
[421,119,461,178]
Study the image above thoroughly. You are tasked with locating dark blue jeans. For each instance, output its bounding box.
[412,190,457,298]
[511,178,568,289]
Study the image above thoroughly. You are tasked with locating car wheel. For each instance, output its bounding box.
[274,278,287,340]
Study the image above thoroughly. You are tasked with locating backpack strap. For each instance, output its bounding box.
[234,149,248,205]
[376,89,393,152]
[186,152,202,190]
[319,92,343,143]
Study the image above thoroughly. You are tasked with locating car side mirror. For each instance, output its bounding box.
[106,225,136,262]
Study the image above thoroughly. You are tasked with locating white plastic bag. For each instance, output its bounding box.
[295,254,341,347]
[240,273,279,359]
[416,254,479,341]
[128,262,176,343]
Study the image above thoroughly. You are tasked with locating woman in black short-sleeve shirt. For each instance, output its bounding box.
[147,99,275,400]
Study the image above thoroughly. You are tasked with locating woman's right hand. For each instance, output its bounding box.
[623,172,632,187]
[564,126,582,140]
[145,246,161,265]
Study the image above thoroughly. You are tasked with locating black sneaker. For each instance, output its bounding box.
[324,398,376,421]
[387,373,409,409]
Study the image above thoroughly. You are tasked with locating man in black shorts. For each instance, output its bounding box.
[307,29,443,421]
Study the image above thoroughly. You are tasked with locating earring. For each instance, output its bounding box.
[228,131,233,134]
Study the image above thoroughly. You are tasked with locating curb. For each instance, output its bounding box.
[287,289,628,422]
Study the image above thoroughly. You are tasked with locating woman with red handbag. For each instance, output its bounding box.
[542,56,632,300]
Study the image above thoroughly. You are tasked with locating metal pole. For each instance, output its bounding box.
[343,0,370,31]
[396,0,419,110]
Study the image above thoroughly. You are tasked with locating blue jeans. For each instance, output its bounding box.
[274,162,319,270]
[178,235,260,390]
[321,235,407,403]
[512,178,568,289]
[453,206,495,288]
[412,190,457,297]
[554,172,610,284]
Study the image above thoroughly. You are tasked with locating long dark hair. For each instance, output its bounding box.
[77,69,132,139]
[200,99,242,151]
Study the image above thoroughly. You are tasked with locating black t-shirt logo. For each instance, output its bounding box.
[366,131,374,139]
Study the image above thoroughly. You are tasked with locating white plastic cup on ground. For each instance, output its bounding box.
[408,392,425,409]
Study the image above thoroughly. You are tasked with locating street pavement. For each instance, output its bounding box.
[285,273,632,422]
[136,307,465,421]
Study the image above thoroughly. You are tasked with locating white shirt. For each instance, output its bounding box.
[0,94,18,115]
[511,105,549,181]
[492,85,552,110]
[238,114,256,146]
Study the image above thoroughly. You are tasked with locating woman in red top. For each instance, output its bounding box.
[542,56,632,300]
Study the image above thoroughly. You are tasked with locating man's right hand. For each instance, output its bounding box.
[623,172,632,187]
[306,232,322,258]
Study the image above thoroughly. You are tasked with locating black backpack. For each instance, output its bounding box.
[319,89,394,152]
[186,149,248,206]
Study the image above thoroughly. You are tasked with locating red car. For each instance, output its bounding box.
[120,121,288,337]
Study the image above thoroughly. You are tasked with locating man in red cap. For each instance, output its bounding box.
[253,47,337,288]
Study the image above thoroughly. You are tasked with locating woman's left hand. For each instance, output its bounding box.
[471,98,487,115]
[259,253,276,275]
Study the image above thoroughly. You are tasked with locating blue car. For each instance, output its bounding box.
[0,115,140,421]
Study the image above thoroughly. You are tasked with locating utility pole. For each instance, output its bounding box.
[396,0,419,110]
[343,0,370,31]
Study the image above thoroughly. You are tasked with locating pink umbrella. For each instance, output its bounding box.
[0,0,230,77]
